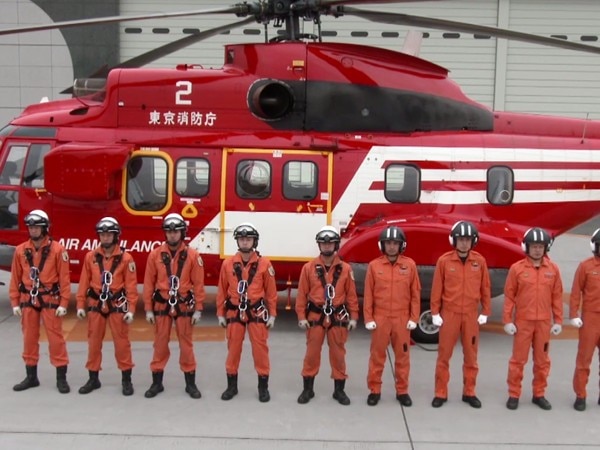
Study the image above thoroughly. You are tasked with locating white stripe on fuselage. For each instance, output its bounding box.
[331,146,600,229]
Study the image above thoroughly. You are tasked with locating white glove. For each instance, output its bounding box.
[551,324,562,335]
[477,314,488,325]
[191,311,202,325]
[504,323,517,335]
[432,314,443,327]
[406,320,417,330]
[145,311,155,324]
[218,316,227,328]
[77,309,86,319]
[347,319,357,331]
[123,312,134,324]
[12,306,21,316]
[298,319,310,330]
[266,316,275,329]
[55,306,67,317]
[571,318,583,328]
[365,321,377,330]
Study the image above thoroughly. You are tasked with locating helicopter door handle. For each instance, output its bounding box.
[306,202,324,213]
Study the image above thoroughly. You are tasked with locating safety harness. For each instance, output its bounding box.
[86,251,128,317]
[306,264,349,328]
[152,250,195,318]
[18,241,60,311]
[224,260,269,325]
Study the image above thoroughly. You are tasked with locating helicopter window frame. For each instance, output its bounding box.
[126,155,169,212]
[487,165,514,206]
[22,143,51,188]
[282,160,318,201]
[236,159,271,200]
[384,164,421,203]
[175,158,210,198]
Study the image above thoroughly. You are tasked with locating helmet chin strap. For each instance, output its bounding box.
[320,250,335,257]
[239,247,253,254]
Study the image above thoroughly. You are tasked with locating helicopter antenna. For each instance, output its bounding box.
[581,112,590,144]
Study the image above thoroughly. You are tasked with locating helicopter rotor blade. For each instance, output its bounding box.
[338,6,600,55]
[0,5,252,36]
[115,17,256,70]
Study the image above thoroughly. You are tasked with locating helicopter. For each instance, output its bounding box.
[1,0,600,343]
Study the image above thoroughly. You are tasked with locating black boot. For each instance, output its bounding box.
[13,365,40,391]
[297,376,315,404]
[258,375,270,403]
[332,379,350,405]
[56,366,70,394]
[78,370,101,394]
[144,371,164,398]
[122,369,134,396]
[184,371,202,399]
[221,373,238,400]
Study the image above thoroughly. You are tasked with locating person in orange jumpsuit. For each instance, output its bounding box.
[217,223,277,403]
[76,217,138,396]
[431,220,491,409]
[295,226,359,406]
[10,209,71,394]
[364,226,420,407]
[569,228,600,411]
[143,213,205,399]
[503,227,563,411]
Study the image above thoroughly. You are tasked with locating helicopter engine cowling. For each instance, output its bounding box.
[248,79,295,121]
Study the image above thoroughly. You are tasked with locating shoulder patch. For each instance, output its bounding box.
[128,262,136,273]
[197,256,203,267]
[62,251,69,262]
[268,265,275,277]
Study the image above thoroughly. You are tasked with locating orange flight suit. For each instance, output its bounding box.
[143,242,205,373]
[76,247,138,372]
[569,256,600,399]
[363,255,421,395]
[431,250,491,398]
[9,236,70,367]
[503,256,563,398]
[295,255,359,380]
[216,251,277,376]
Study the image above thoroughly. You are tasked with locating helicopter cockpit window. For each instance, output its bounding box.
[236,160,271,199]
[22,143,50,188]
[126,156,168,211]
[487,165,514,205]
[283,161,317,201]
[0,144,26,229]
[384,164,420,203]
[176,158,209,198]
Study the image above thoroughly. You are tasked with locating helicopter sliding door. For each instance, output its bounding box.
[221,148,332,262]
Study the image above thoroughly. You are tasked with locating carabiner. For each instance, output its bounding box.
[237,280,248,295]
[325,283,335,301]
[238,293,248,312]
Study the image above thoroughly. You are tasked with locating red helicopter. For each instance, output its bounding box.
[1,0,600,343]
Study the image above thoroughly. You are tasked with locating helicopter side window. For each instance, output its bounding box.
[384,164,420,203]
[176,158,209,198]
[126,156,168,211]
[22,143,50,188]
[283,161,318,201]
[487,165,514,205]
[236,160,271,199]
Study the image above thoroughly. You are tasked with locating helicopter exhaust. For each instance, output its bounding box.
[248,79,295,121]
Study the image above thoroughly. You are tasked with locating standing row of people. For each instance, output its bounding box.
[9,210,600,411]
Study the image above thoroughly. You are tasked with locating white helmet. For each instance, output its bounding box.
[24,209,50,230]
[233,223,259,249]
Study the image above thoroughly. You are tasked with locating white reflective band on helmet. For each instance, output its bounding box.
[591,228,600,253]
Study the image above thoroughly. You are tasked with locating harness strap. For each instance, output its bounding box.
[233,261,259,286]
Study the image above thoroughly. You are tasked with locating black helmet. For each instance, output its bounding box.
[521,227,553,253]
[162,213,187,238]
[449,220,478,247]
[24,209,49,233]
[233,223,259,249]
[379,226,407,253]
[590,228,600,255]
